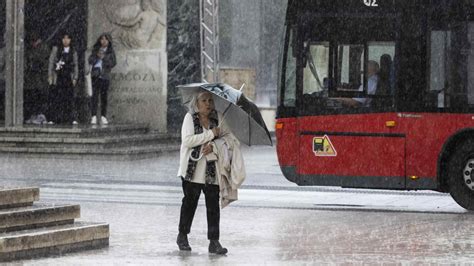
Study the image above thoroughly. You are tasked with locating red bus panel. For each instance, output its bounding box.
[298,134,405,178]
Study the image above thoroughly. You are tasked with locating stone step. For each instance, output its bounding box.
[0,203,80,233]
[0,144,180,160]
[0,124,149,138]
[0,188,39,209]
[0,133,180,149]
[0,222,109,262]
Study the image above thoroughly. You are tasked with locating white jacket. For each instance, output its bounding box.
[177,112,232,181]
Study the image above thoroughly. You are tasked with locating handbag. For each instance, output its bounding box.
[206,152,218,162]
[85,64,93,97]
[91,66,102,78]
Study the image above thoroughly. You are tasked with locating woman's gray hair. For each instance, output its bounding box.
[187,91,212,114]
[187,95,200,114]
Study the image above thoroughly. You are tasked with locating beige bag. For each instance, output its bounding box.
[206,152,218,162]
[85,64,93,97]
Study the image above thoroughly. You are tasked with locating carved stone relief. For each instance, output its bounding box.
[102,0,166,50]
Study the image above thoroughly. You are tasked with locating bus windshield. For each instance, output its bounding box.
[301,16,398,112]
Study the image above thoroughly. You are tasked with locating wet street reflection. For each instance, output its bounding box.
[1,146,473,264]
[277,211,474,264]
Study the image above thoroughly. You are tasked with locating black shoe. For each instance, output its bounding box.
[209,240,228,255]
[177,233,191,251]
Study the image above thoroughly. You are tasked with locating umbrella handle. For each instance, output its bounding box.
[189,144,204,162]
[190,150,203,162]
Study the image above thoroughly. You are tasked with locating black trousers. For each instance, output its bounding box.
[50,74,76,124]
[91,77,110,117]
[178,179,220,240]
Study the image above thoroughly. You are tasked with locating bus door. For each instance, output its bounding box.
[399,6,474,188]
[295,18,406,188]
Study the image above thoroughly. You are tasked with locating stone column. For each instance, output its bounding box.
[88,0,167,132]
[4,0,24,127]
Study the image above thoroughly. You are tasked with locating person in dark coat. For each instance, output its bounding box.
[88,33,116,125]
[48,32,79,125]
[25,33,50,123]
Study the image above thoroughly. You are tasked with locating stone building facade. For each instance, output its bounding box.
[0,0,287,133]
[88,0,168,131]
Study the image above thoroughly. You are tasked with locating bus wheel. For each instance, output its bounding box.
[448,140,474,211]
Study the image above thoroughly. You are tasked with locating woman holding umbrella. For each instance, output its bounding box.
[176,91,229,255]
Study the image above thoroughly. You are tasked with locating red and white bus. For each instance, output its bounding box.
[276,0,474,210]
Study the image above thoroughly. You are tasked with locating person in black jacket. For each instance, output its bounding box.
[48,32,79,125]
[88,33,117,125]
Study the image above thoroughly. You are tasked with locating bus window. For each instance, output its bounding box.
[283,28,296,107]
[337,41,395,109]
[303,42,329,95]
[428,21,472,110]
[368,42,396,105]
[336,44,364,92]
[429,31,451,108]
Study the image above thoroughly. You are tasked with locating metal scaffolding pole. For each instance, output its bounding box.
[200,0,220,83]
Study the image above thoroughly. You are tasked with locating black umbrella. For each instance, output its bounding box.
[177,83,272,146]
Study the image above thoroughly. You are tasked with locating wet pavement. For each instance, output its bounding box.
[1,146,474,264]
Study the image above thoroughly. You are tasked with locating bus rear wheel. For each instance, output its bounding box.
[447,139,474,211]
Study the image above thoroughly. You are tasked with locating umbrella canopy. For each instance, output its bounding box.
[177,83,273,146]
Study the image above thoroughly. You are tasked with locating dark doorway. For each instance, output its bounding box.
[23,0,87,123]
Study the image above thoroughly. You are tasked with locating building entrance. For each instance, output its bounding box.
[23,0,87,124]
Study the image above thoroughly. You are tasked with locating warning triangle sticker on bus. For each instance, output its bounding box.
[313,135,337,157]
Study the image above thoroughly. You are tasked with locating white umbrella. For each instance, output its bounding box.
[177,83,272,146]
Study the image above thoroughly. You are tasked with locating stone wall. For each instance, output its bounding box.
[87,0,167,131]
[220,67,256,101]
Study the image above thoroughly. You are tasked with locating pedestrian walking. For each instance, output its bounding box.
[176,91,232,255]
[88,33,116,125]
[48,32,79,125]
